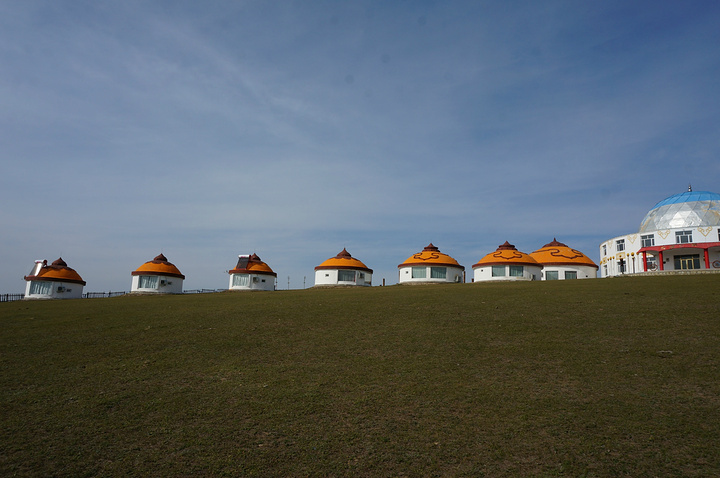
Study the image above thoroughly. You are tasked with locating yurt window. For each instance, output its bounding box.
[564,271,578,280]
[29,281,52,295]
[233,274,250,287]
[338,270,356,282]
[491,266,505,277]
[641,234,655,247]
[545,271,559,280]
[139,276,158,289]
[430,267,446,279]
[509,265,524,277]
[411,267,427,279]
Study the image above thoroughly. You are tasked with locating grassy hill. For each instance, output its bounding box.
[2,275,720,477]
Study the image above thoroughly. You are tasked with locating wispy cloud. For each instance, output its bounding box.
[1,1,719,291]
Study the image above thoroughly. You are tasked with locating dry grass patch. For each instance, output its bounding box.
[2,275,720,476]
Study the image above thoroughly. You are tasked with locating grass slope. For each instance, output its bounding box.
[2,276,720,477]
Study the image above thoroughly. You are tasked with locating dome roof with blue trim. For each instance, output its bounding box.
[639,188,720,233]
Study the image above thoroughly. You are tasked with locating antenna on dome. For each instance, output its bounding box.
[688,184,692,192]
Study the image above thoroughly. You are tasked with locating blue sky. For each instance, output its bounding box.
[2,0,719,292]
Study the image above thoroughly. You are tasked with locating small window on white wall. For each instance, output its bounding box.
[430,267,446,279]
[139,275,158,289]
[675,230,692,244]
[232,274,250,287]
[29,281,52,295]
[564,271,577,280]
[338,270,356,281]
[412,267,427,279]
[545,271,559,280]
[509,265,524,277]
[491,266,505,277]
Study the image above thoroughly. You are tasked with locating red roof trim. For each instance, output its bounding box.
[638,242,720,253]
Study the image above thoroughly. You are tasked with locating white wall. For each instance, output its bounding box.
[600,226,720,277]
[473,264,542,282]
[24,280,84,299]
[540,265,598,280]
[228,273,276,291]
[314,269,372,286]
[397,265,464,284]
[131,275,184,294]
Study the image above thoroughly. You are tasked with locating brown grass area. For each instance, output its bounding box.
[1,275,720,476]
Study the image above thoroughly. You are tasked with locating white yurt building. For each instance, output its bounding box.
[228,254,277,291]
[600,187,720,277]
[314,248,373,287]
[131,254,185,294]
[530,239,599,280]
[473,241,542,282]
[397,243,465,284]
[24,258,86,299]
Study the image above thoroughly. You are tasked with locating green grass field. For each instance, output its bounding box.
[2,275,719,477]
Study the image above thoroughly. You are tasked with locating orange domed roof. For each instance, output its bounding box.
[473,242,540,268]
[529,239,598,269]
[24,258,86,285]
[315,248,373,273]
[398,243,464,270]
[229,253,277,276]
[131,254,185,279]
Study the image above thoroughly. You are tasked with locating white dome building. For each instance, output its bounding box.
[24,258,86,299]
[600,187,720,277]
[228,254,277,291]
[530,239,598,280]
[472,242,542,282]
[397,243,465,284]
[131,254,185,293]
[314,248,373,287]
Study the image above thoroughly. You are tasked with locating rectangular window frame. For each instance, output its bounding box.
[509,265,524,277]
[491,265,505,277]
[232,274,250,287]
[564,271,578,280]
[338,270,356,282]
[29,280,52,295]
[138,275,159,289]
[545,271,559,280]
[616,239,625,252]
[411,267,427,279]
[430,267,446,279]
[674,254,700,270]
[641,234,655,248]
[675,230,692,244]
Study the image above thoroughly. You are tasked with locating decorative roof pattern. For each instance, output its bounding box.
[229,253,277,276]
[131,254,185,279]
[639,190,720,233]
[473,242,540,268]
[315,248,373,272]
[24,258,86,285]
[530,239,598,268]
[398,243,464,270]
